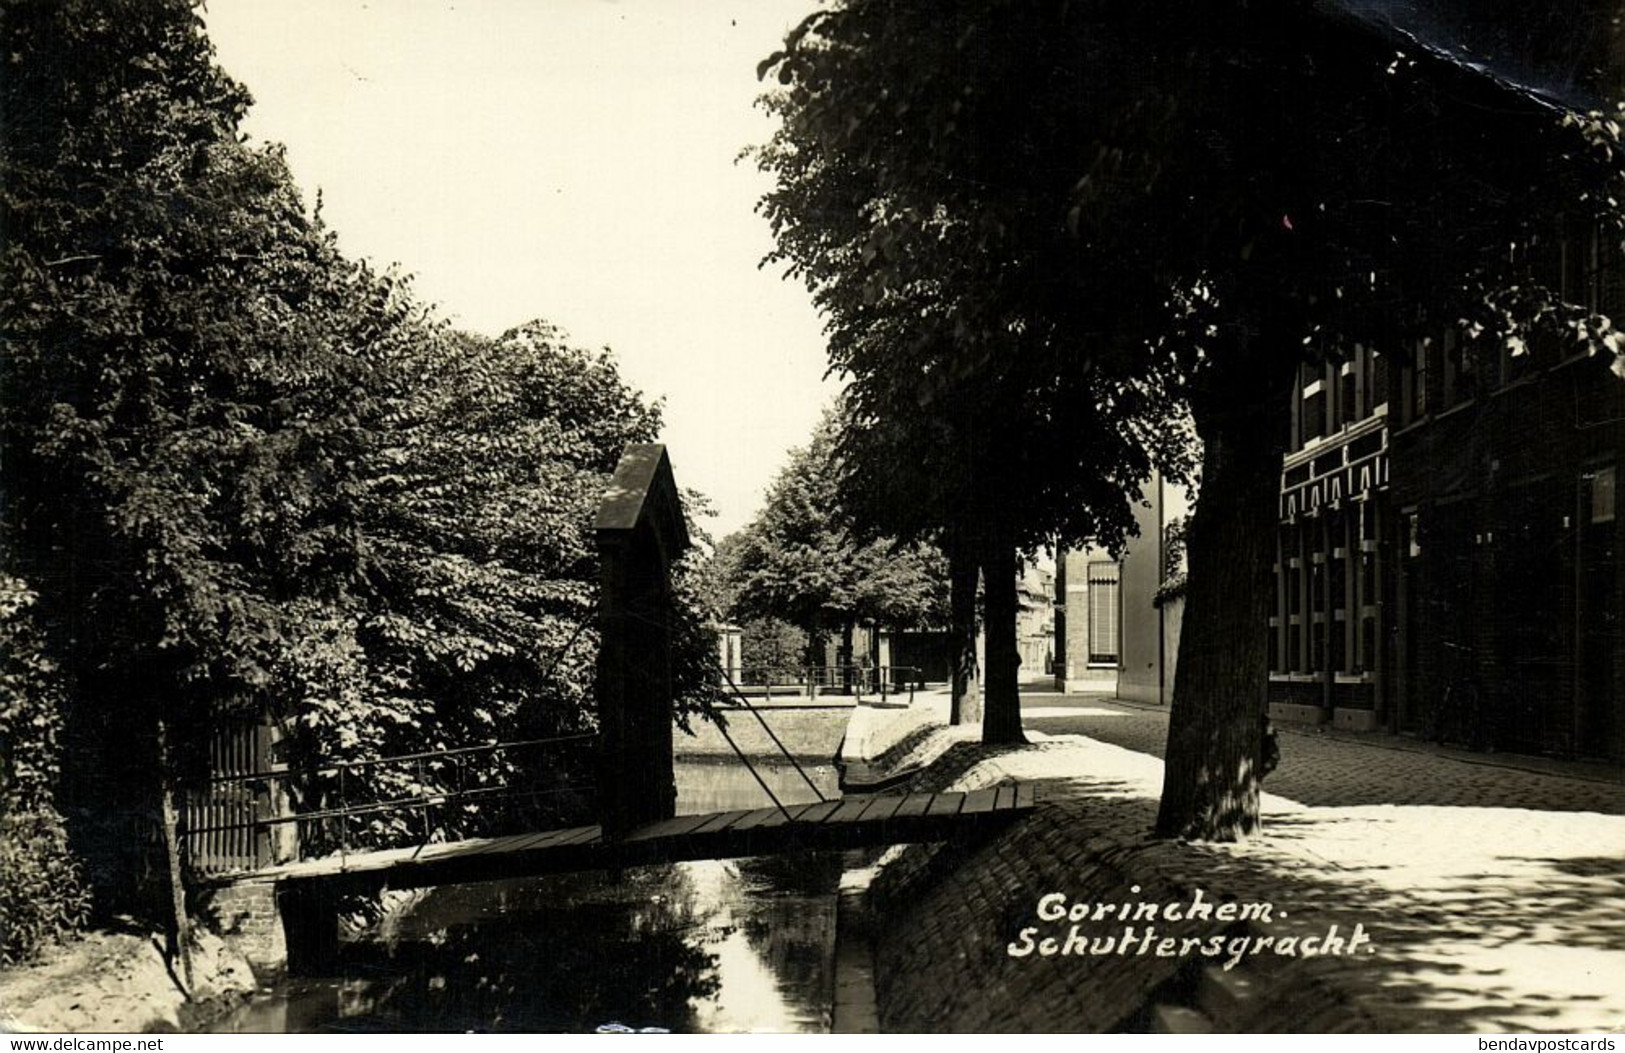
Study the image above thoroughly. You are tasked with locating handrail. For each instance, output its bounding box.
[181,782,587,836]
[202,732,597,785]
[725,664,921,706]
[730,664,922,685]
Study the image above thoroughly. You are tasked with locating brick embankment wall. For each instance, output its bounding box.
[196,881,285,981]
[866,738,1494,1033]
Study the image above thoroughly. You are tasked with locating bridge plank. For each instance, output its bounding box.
[728,807,786,833]
[890,793,934,819]
[691,809,754,836]
[823,797,872,825]
[793,800,842,826]
[208,784,1041,891]
[453,832,540,858]
[755,802,820,829]
[624,813,718,842]
[961,788,1000,815]
[493,827,581,855]
[551,824,601,847]
[409,839,491,863]
[856,795,907,823]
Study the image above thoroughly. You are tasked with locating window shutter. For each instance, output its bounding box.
[1087,562,1120,664]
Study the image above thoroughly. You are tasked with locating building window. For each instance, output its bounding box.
[1301,381,1327,443]
[1087,561,1120,665]
[1442,328,1472,408]
[1599,229,1625,317]
[1588,466,1617,525]
[1406,339,1429,424]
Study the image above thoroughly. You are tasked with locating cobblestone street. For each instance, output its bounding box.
[860,691,1625,1032]
[1021,689,1625,815]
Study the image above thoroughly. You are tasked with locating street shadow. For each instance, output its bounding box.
[1129,806,1625,1030]
[1027,705,1624,815]
[867,738,1625,1032]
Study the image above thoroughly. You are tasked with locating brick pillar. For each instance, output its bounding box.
[594,445,690,839]
[195,880,287,981]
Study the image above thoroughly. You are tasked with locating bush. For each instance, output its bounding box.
[737,617,810,675]
[0,812,92,964]
[0,576,91,963]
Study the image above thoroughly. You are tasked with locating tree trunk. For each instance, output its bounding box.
[840,619,855,695]
[805,613,825,699]
[980,522,1025,744]
[1155,353,1295,840]
[156,718,194,996]
[1052,542,1068,689]
[948,527,981,725]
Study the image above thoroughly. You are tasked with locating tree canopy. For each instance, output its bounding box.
[2,0,398,775]
[752,9,1194,560]
[726,407,948,647]
[756,0,1625,835]
[0,0,727,918]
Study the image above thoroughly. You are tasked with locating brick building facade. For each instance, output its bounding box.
[1268,225,1625,764]
[1054,473,1188,699]
[1055,543,1122,692]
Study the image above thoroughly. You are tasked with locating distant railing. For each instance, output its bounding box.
[183,733,597,876]
[724,665,922,704]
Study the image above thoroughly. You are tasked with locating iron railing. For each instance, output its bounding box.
[183,733,597,875]
[725,664,921,703]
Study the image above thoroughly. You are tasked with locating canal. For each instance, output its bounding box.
[212,754,851,1033]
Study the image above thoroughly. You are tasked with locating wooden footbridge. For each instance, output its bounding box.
[184,447,1032,972]
[207,785,1033,899]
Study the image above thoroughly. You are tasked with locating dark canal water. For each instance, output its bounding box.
[212,757,846,1034]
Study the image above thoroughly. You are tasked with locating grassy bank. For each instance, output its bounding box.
[675,705,853,762]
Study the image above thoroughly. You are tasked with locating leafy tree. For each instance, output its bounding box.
[0,0,402,900]
[756,0,1625,835]
[692,529,750,624]
[753,10,1194,742]
[0,0,728,891]
[367,322,664,749]
[263,320,681,845]
[1036,3,1625,839]
[692,531,810,680]
[729,408,948,682]
[736,618,810,677]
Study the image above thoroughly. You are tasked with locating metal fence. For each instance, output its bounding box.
[726,664,922,703]
[183,731,597,877]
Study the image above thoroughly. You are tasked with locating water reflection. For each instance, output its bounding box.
[215,759,846,1033]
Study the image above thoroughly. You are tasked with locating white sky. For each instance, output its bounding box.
[203,0,838,541]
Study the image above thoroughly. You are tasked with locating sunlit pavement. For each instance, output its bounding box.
[1022,690,1625,814]
[908,689,1625,1031]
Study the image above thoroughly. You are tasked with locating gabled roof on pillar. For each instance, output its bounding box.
[594,443,690,559]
